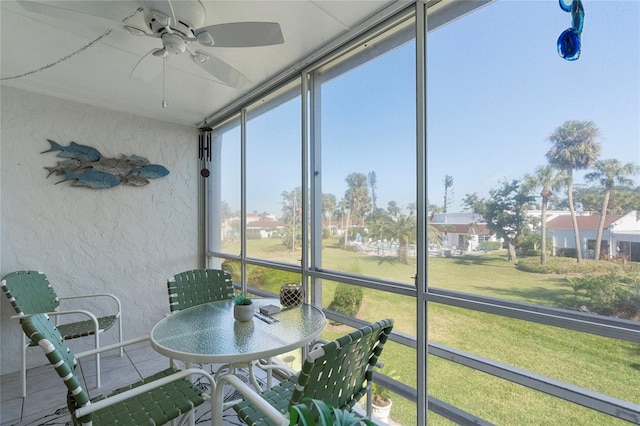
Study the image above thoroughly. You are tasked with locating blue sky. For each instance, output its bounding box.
[228,0,639,216]
[427,0,639,210]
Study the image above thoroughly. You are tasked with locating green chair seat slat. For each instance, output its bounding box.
[167,268,234,312]
[235,378,297,426]
[22,313,207,426]
[89,369,204,426]
[233,318,394,426]
[55,315,118,339]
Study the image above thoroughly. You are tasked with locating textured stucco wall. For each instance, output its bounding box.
[0,86,200,375]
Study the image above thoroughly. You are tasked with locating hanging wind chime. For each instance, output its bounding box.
[198,129,212,178]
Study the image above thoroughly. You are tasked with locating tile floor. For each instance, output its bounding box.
[0,339,246,426]
[0,340,388,426]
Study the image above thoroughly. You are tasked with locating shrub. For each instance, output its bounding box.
[328,283,363,317]
[516,257,622,275]
[247,266,267,287]
[478,241,501,252]
[556,248,577,258]
[568,272,640,318]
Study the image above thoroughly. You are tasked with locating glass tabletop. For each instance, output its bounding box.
[150,298,326,364]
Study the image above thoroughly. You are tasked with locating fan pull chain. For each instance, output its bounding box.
[162,54,168,108]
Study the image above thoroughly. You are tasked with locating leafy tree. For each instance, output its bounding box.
[464,179,535,261]
[584,159,639,260]
[281,187,302,250]
[407,202,416,216]
[443,175,454,213]
[573,185,640,214]
[387,200,401,218]
[546,120,601,263]
[428,203,442,221]
[220,200,234,221]
[523,165,566,265]
[343,173,371,247]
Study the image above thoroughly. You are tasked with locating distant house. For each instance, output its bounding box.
[546,211,640,261]
[430,213,494,251]
[246,219,285,239]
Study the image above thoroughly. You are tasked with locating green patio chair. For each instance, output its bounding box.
[21,313,214,426]
[0,270,123,397]
[167,268,234,313]
[225,318,394,426]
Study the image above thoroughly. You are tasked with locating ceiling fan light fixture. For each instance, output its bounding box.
[197,31,215,47]
[191,51,209,64]
[124,25,147,36]
[161,33,186,55]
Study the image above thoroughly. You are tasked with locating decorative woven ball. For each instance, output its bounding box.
[280,283,304,307]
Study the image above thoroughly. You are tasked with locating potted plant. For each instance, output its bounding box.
[290,398,374,425]
[233,293,254,321]
[371,370,397,423]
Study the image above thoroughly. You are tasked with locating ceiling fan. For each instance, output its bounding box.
[17,0,284,91]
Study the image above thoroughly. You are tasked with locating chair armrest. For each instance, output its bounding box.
[309,338,329,352]
[256,358,297,379]
[12,310,101,330]
[217,373,288,426]
[74,368,215,418]
[75,335,151,359]
[58,293,122,317]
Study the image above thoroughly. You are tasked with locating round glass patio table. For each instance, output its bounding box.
[150,298,326,365]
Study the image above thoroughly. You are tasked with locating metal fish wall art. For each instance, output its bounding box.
[41,139,169,189]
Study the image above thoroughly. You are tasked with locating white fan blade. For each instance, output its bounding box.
[130,49,164,81]
[194,22,284,48]
[17,0,139,24]
[190,50,251,90]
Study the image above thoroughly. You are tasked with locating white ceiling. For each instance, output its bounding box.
[1,0,400,128]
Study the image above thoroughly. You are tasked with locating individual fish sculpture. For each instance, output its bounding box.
[41,139,101,161]
[121,155,150,167]
[79,158,133,176]
[56,169,121,189]
[44,159,81,177]
[128,164,170,179]
[121,175,150,186]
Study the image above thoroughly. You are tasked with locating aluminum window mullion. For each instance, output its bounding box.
[416,2,429,424]
[240,109,247,292]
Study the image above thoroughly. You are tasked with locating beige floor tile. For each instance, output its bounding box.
[0,397,22,424]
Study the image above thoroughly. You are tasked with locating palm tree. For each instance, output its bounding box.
[546,120,601,263]
[584,159,639,260]
[368,171,378,210]
[322,193,337,233]
[443,175,454,213]
[523,165,567,265]
[382,213,416,264]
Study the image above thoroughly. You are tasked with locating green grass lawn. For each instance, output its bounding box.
[222,237,639,425]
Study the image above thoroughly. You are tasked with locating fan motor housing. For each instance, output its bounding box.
[160,33,185,54]
[144,1,205,38]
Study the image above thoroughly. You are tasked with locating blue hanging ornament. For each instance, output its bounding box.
[557,28,581,61]
[557,0,585,61]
